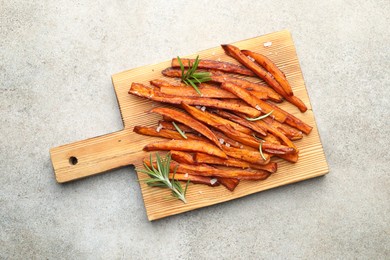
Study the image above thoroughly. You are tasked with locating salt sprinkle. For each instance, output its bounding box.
[195,105,201,109]
[223,64,227,68]
[247,55,255,62]
[240,145,244,149]
[210,178,218,185]
[219,138,225,145]
[263,41,272,47]
[156,123,163,132]
[184,173,189,178]
[217,57,221,61]
[255,105,262,111]
[200,106,206,112]
[225,143,231,147]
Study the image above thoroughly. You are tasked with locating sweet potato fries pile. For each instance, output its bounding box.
[129,44,312,192]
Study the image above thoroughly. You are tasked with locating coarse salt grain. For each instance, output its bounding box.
[240,145,244,149]
[225,143,231,147]
[195,106,201,109]
[217,57,221,61]
[210,178,218,185]
[184,173,189,178]
[255,105,262,111]
[247,56,255,62]
[156,123,163,132]
[201,106,206,112]
[223,64,227,68]
[219,138,225,144]
[263,41,272,47]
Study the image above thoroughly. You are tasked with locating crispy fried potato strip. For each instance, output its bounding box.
[170,151,196,165]
[133,126,207,142]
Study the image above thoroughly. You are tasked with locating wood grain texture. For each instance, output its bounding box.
[50,30,328,221]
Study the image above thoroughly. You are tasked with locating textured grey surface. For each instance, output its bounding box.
[1,0,389,259]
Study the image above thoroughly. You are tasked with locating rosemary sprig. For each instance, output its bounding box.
[245,110,274,121]
[258,141,267,161]
[172,121,187,139]
[252,133,267,161]
[177,55,211,96]
[138,152,189,203]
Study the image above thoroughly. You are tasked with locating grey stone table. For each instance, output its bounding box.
[1,1,389,259]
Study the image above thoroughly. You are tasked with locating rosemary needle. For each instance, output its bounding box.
[177,55,211,95]
[246,110,274,121]
[138,153,189,203]
[258,141,267,161]
[172,121,187,139]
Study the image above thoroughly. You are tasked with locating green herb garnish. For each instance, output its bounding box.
[246,110,274,121]
[172,121,187,139]
[138,153,189,203]
[177,55,211,96]
[258,141,267,161]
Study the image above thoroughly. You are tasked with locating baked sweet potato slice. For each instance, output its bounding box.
[171,58,255,76]
[222,146,270,165]
[168,161,270,180]
[134,126,207,142]
[181,103,253,135]
[221,44,289,95]
[170,151,196,165]
[129,83,261,117]
[143,140,227,159]
[218,124,294,154]
[221,44,308,112]
[241,50,293,96]
[262,117,303,140]
[277,152,299,163]
[194,153,277,173]
[213,109,267,137]
[210,73,283,102]
[216,178,240,191]
[161,68,283,102]
[158,121,196,133]
[212,130,242,148]
[142,158,219,186]
[151,107,222,149]
[220,81,287,122]
[160,83,238,99]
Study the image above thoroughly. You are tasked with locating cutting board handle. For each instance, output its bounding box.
[50,129,140,183]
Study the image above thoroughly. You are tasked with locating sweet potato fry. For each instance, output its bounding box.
[212,130,242,148]
[151,107,222,149]
[212,109,267,136]
[129,83,261,117]
[221,44,308,112]
[221,44,289,95]
[181,103,253,135]
[159,83,238,99]
[194,153,277,173]
[218,124,294,154]
[143,140,228,159]
[134,126,207,142]
[216,178,240,191]
[222,146,270,165]
[220,81,287,122]
[170,162,270,180]
[171,58,255,76]
[170,151,196,164]
[161,68,283,102]
[142,158,219,186]
[168,173,220,186]
[262,117,303,140]
[264,101,312,134]
[241,50,293,96]
[277,152,299,163]
[158,121,196,133]
[210,73,283,102]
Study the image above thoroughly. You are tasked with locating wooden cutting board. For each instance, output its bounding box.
[50,30,329,221]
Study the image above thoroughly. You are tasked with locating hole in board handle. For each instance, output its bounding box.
[69,156,78,165]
